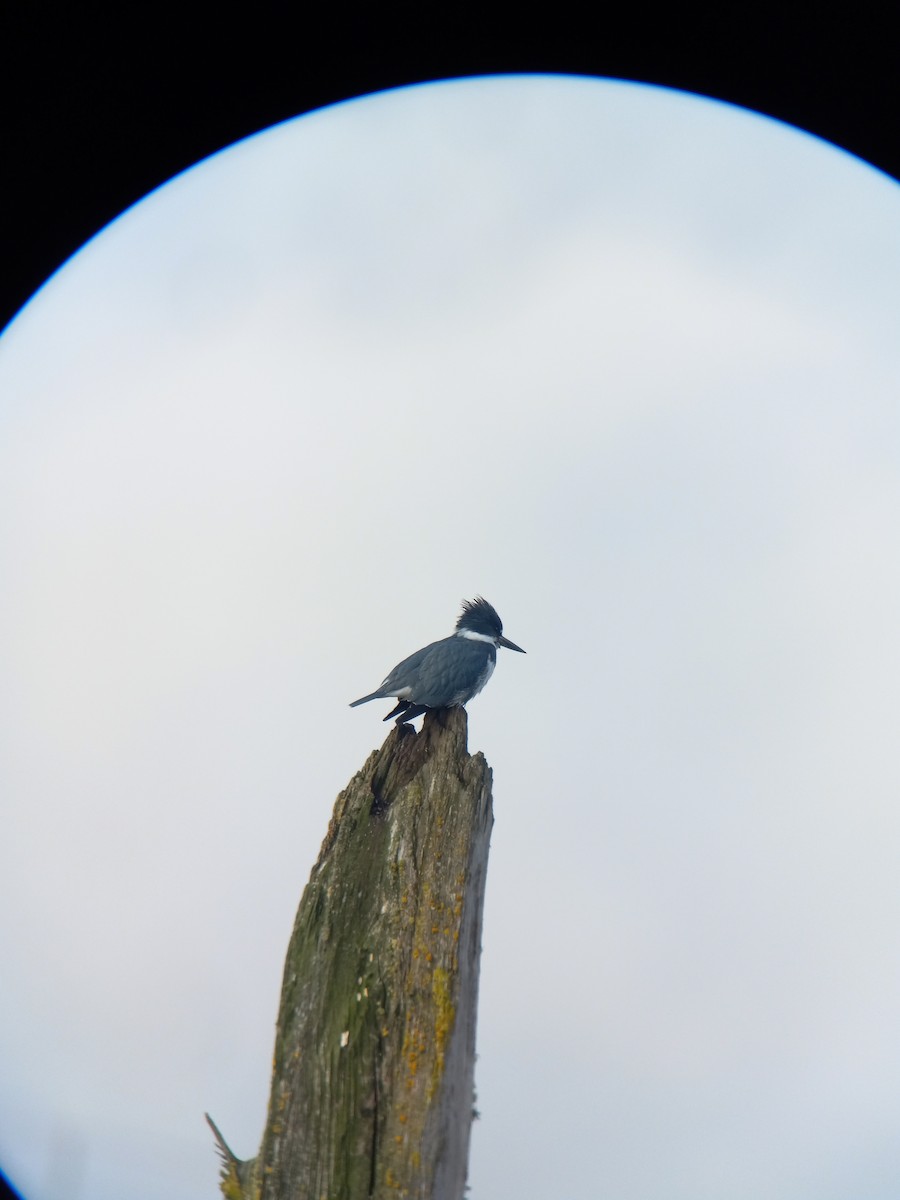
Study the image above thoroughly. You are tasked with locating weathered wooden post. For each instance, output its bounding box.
[208,705,494,1199]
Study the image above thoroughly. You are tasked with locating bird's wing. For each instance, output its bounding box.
[407,637,491,707]
[349,638,446,706]
[376,639,444,695]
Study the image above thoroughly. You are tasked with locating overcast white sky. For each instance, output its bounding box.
[2,74,900,1200]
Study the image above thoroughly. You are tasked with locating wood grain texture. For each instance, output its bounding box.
[209,706,493,1200]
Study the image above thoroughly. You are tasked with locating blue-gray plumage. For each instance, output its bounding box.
[350,597,525,723]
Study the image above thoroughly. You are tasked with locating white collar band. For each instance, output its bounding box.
[457,628,497,645]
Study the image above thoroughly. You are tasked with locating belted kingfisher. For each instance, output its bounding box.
[350,597,525,724]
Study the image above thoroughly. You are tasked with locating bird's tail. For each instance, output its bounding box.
[349,691,384,707]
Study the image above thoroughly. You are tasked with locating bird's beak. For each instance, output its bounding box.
[498,635,526,653]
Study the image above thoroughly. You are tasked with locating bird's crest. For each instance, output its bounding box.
[456,596,503,638]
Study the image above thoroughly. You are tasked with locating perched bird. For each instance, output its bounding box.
[350,596,525,723]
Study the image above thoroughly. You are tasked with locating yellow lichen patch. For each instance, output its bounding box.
[429,966,456,1098]
[401,1019,426,1089]
[219,1161,243,1200]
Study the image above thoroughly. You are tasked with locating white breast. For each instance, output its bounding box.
[449,655,495,706]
